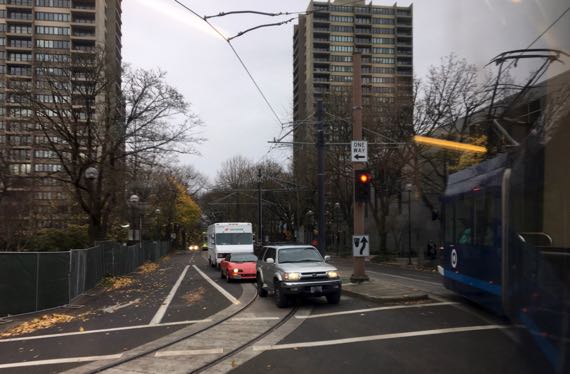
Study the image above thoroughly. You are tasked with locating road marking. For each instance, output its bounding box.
[155,348,223,357]
[0,319,212,343]
[102,298,141,314]
[253,324,508,352]
[367,270,442,286]
[232,317,281,321]
[192,265,240,305]
[296,301,459,319]
[0,354,123,369]
[150,265,190,325]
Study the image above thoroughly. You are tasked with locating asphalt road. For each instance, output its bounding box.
[0,250,245,373]
[0,253,554,374]
[234,290,549,374]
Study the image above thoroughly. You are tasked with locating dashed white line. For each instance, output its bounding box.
[192,265,240,305]
[0,354,123,369]
[0,319,212,343]
[155,348,224,357]
[253,324,508,351]
[295,301,459,319]
[150,265,190,325]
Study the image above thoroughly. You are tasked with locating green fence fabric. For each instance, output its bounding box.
[0,241,171,317]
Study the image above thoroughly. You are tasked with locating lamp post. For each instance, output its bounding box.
[84,167,99,242]
[129,194,141,246]
[306,210,314,245]
[155,208,161,241]
[406,183,413,265]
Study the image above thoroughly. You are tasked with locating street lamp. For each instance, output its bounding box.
[84,167,98,242]
[129,194,141,245]
[155,208,161,241]
[306,210,314,244]
[406,183,413,265]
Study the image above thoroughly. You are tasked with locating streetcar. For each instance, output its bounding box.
[440,109,569,372]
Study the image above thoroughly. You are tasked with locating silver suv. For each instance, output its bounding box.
[256,245,342,307]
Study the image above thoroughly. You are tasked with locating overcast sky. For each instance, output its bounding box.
[122,0,570,183]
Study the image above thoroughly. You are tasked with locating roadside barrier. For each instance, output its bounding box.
[0,241,171,316]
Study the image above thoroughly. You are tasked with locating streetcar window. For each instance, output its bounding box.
[445,202,454,243]
[474,193,496,247]
[456,196,473,245]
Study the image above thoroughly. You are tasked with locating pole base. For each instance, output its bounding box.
[350,274,370,284]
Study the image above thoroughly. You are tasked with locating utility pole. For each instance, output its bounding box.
[351,52,369,283]
[257,168,263,245]
[316,100,326,257]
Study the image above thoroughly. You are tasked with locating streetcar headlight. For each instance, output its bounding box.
[283,272,301,281]
[327,271,339,279]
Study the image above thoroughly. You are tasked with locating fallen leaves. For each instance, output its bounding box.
[0,314,75,338]
[137,262,160,274]
[182,287,205,304]
[101,276,136,291]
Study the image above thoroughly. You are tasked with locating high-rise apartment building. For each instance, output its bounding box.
[0,0,122,232]
[293,0,413,183]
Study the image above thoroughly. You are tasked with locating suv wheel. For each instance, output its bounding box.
[274,281,289,308]
[326,290,341,305]
[257,276,267,297]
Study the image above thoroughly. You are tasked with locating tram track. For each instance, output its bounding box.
[82,280,299,374]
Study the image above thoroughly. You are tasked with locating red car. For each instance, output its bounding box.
[220,253,258,282]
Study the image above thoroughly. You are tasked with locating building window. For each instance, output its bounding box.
[36,39,70,49]
[331,65,353,72]
[35,12,71,22]
[330,55,352,62]
[372,47,395,54]
[10,163,32,175]
[330,15,353,23]
[330,25,353,33]
[35,26,70,35]
[330,35,353,43]
[372,37,394,45]
[36,0,71,8]
[372,27,394,35]
[330,45,353,53]
[372,17,394,25]
[371,57,395,64]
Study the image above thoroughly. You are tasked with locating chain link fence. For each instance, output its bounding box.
[0,241,171,317]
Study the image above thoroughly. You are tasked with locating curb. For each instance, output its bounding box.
[342,287,429,304]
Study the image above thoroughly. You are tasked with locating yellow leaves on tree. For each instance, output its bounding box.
[448,135,488,173]
[174,181,201,231]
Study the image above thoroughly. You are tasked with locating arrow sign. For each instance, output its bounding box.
[352,235,370,257]
[351,140,368,162]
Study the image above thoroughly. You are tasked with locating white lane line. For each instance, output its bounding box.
[295,301,459,320]
[0,354,123,369]
[192,265,240,305]
[367,270,442,286]
[232,317,281,321]
[155,348,223,357]
[0,319,212,343]
[150,265,190,325]
[253,324,508,352]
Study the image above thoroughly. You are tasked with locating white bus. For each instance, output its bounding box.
[207,222,254,267]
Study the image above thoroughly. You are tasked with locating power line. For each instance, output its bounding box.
[172,0,284,127]
[505,6,570,71]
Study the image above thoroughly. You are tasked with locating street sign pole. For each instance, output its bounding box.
[351,52,369,283]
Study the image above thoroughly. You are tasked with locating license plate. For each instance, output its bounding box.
[310,286,323,293]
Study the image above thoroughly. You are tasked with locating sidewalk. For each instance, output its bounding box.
[332,258,430,304]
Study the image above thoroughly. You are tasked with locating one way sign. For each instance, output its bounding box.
[351,140,368,162]
[352,235,370,257]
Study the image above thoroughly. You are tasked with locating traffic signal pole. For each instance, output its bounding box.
[316,100,326,257]
[351,52,369,283]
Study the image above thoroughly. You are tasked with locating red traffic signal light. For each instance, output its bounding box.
[355,170,372,203]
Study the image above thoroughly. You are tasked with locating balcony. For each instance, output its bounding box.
[6,0,33,8]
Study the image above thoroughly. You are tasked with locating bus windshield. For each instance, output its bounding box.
[215,233,252,245]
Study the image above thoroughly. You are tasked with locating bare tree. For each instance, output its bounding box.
[22,50,203,243]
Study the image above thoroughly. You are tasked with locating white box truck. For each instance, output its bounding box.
[207,222,254,267]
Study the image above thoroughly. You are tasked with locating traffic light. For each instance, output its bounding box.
[355,170,372,203]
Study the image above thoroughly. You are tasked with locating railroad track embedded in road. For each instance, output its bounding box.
[85,282,299,374]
